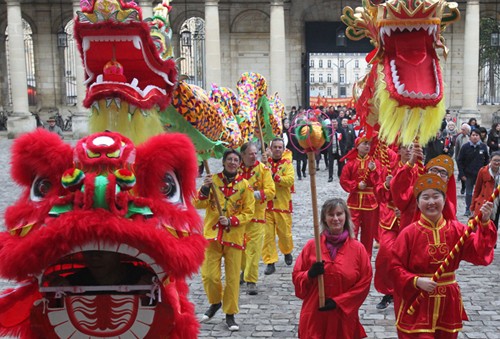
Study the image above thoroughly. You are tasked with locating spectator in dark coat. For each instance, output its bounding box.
[424,131,454,164]
[339,118,356,154]
[458,129,490,217]
[487,123,500,155]
[327,119,346,181]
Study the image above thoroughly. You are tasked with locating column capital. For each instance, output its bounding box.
[466,0,480,5]
[270,0,285,6]
[5,0,21,6]
[205,0,220,6]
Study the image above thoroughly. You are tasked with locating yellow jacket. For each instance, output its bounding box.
[266,157,295,213]
[194,173,255,249]
[239,161,276,223]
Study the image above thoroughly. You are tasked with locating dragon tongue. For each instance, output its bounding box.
[391,30,437,95]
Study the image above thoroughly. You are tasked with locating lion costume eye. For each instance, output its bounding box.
[161,172,181,204]
[30,177,53,202]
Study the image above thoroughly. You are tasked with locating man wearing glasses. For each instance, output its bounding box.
[391,147,457,229]
[458,129,490,217]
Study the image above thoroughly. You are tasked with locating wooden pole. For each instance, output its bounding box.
[407,185,500,315]
[202,159,223,216]
[256,111,268,164]
[307,152,325,308]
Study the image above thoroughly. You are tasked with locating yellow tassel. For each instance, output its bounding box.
[373,66,446,146]
[89,99,164,145]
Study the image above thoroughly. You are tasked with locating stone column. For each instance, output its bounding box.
[270,0,287,103]
[138,0,153,19]
[72,0,89,138]
[205,0,222,87]
[6,0,35,138]
[461,0,480,114]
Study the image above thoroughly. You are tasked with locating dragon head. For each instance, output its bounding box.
[0,129,205,338]
[74,0,178,143]
[342,0,460,145]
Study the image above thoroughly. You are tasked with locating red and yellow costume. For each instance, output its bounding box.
[391,159,457,230]
[293,236,372,339]
[194,173,255,315]
[239,161,275,283]
[339,154,381,257]
[374,158,404,296]
[263,157,295,264]
[391,215,496,337]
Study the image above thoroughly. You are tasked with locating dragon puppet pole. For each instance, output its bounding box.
[407,184,500,315]
[202,159,224,216]
[307,151,325,308]
[256,109,268,164]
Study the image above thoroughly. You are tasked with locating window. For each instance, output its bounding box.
[327,87,332,96]
[310,73,315,83]
[319,60,323,68]
[355,73,359,81]
[340,87,347,97]
[340,74,345,84]
[355,60,359,68]
[327,74,332,83]
[64,20,77,106]
[319,74,323,82]
[5,19,37,106]
[328,60,331,68]
[180,17,206,88]
[340,59,344,68]
[310,59,315,68]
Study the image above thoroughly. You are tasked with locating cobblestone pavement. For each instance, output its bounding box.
[0,137,499,338]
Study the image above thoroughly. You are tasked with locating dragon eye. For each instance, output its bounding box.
[30,177,53,202]
[160,172,181,204]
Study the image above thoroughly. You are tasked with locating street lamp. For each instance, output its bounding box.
[57,1,67,48]
[336,27,346,47]
[181,30,192,47]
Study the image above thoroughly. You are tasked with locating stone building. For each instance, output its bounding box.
[0,0,499,138]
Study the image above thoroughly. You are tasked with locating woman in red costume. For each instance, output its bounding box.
[292,198,372,339]
[391,173,496,338]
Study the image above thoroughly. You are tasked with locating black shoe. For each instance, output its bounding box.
[226,314,239,331]
[239,271,244,285]
[264,263,275,275]
[247,282,258,295]
[461,187,465,195]
[328,177,333,182]
[376,295,393,310]
[284,253,293,266]
[302,171,306,178]
[298,176,302,180]
[201,302,222,322]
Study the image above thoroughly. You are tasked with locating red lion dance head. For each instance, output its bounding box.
[0,129,206,338]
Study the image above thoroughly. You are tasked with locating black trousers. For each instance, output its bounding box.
[328,151,344,178]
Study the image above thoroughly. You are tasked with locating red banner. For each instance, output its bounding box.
[310,96,354,108]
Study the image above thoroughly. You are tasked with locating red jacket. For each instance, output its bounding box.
[471,165,496,216]
[293,236,372,339]
[340,155,381,210]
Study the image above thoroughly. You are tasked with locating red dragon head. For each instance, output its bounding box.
[74,0,178,144]
[0,129,206,338]
[341,0,460,145]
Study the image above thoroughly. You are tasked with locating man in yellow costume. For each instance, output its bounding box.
[238,142,275,295]
[194,150,255,331]
[263,138,295,275]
